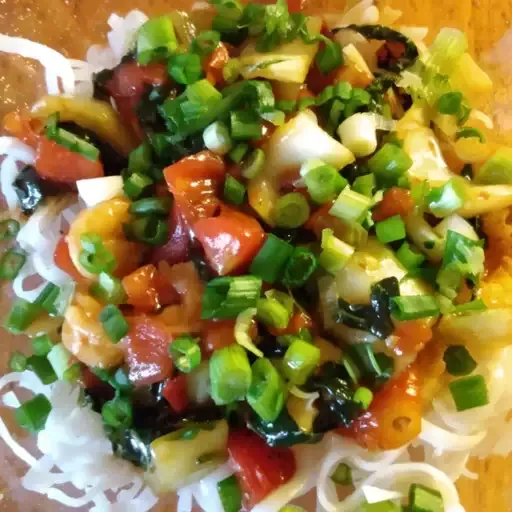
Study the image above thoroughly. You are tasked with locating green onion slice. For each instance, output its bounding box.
[0,219,20,241]
[223,175,247,205]
[282,339,320,386]
[99,304,129,343]
[0,248,26,280]
[443,345,477,377]
[217,475,242,512]
[249,234,294,284]
[282,246,318,289]
[234,307,263,358]
[375,215,406,244]
[274,192,311,229]
[15,394,52,433]
[449,374,489,412]
[391,295,440,321]
[169,335,202,373]
[102,396,133,428]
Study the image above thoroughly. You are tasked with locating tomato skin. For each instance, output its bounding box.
[393,320,433,356]
[123,314,174,386]
[35,137,104,183]
[268,310,313,336]
[339,365,422,451]
[228,429,296,508]
[151,203,190,266]
[200,320,237,357]
[164,150,226,230]
[372,187,414,222]
[162,374,189,413]
[204,43,230,86]
[54,236,85,282]
[194,205,265,275]
[105,61,167,139]
[123,264,161,312]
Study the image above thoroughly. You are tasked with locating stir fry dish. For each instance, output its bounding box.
[0,1,511,511]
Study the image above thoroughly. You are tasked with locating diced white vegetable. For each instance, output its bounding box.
[335,238,433,304]
[240,17,322,83]
[404,215,445,262]
[264,110,355,179]
[202,121,232,155]
[433,214,478,241]
[186,362,210,405]
[337,113,378,157]
[459,183,512,217]
[146,420,229,493]
[77,176,124,207]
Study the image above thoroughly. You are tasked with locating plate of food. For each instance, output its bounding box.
[0,0,511,510]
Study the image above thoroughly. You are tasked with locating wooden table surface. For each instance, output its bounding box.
[0,0,512,510]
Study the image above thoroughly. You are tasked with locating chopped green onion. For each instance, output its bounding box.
[27,355,57,385]
[187,78,223,104]
[47,343,74,380]
[409,483,444,512]
[375,215,406,244]
[15,394,52,433]
[451,298,487,314]
[0,219,20,241]
[230,110,262,141]
[353,386,373,409]
[201,276,262,319]
[0,248,26,280]
[282,339,320,385]
[316,39,343,74]
[47,127,100,161]
[391,295,440,321]
[265,289,294,316]
[276,99,297,113]
[474,147,512,185]
[256,298,291,329]
[34,282,61,315]
[241,148,265,179]
[129,197,172,217]
[329,187,372,224]
[247,357,286,422]
[304,164,339,204]
[223,58,242,84]
[396,242,425,270]
[274,192,310,228]
[455,127,486,143]
[190,30,220,56]
[4,299,41,334]
[229,142,250,164]
[235,307,262,357]
[168,52,202,85]
[209,344,252,405]
[99,305,129,343]
[217,475,243,512]
[63,363,81,382]
[352,173,376,198]
[102,396,133,428]
[169,335,202,373]
[90,272,126,304]
[351,343,384,378]
[282,246,318,289]
[342,353,362,385]
[449,374,489,412]
[137,15,178,64]
[330,462,352,485]
[437,91,463,115]
[249,234,294,284]
[360,501,401,511]
[318,228,355,275]
[203,121,233,155]
[367,143,413,187]
[32,334,54,357]
[128,142,152,175]
[9,351,27,372]
[426,179,465,218]
[123,172,153,200]
[79,234,116,275]
[223,175,247,205]
[125,217,169,246]
[443,345,477,377]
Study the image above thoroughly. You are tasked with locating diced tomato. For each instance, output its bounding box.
[54,236,85,282]
[79,366,115,401]
[305,201,354,241]
[162,374,189,413]
[339,365,422,451]
[194,205,265,275]
[268,310,313,336]
[306,60,339,95]
[3,111,42,147]
[35,137,104,183]
[393,320,433,356]
[122,264,161,312]
[123,314,175,386]
[151,203,190,266]
[372,187,414,222]
[158,262,204,335]
[228,429,296,508]
[105,61,167,139]
[204,43,230,86]
[164,150,226,230]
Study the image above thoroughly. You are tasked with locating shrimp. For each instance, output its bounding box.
[62,292,124,369]
[67,197,143,280]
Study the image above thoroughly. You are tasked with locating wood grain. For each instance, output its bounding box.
[0,0,511,510]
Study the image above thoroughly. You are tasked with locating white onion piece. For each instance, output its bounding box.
[44,68,60,95]
[77,176,124,207]
[190,463,234,512]
[107,10,148,61]
[361,485,403,504]
[177,488,194,512]
[0,34,75,94]
[398,26,429,43]
[420,419,486,454]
